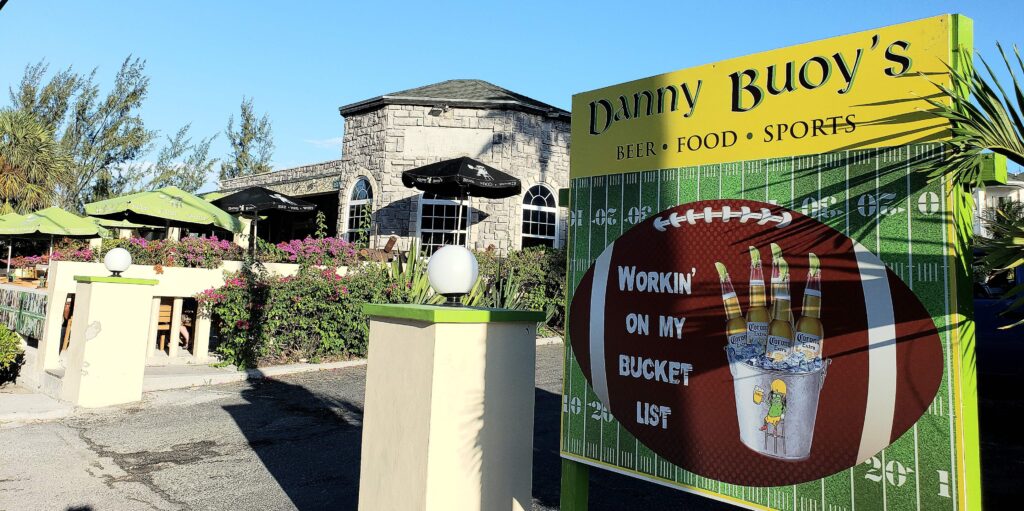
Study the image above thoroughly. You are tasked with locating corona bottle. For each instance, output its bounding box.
[746,246,770,350]
[795,253,824,362]
[715,262,747,350]
[765,253,793,361]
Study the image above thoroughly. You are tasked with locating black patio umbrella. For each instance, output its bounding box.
[400,157,521,199]
[212,186,317,214]
[402,157,521,248]
[211,187,316,256]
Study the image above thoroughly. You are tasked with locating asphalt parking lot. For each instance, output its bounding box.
[1,318,1016,511]
[0,344,729,511]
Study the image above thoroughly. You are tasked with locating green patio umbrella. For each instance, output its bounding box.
[94,217,162,229]
[0,213,25,276]
[85,186,242,235]
[0,207,108,273]
[0,207,109,238]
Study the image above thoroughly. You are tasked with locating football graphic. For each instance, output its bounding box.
[567,199,944,486]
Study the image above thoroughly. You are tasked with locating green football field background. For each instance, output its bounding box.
[559,144,967,511]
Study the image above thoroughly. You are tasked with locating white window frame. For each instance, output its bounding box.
[521,184,560,248]
[345,177,373,243]
[416,193,470,254]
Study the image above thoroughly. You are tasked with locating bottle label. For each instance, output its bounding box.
[765,335,792,361]
[794,331,822,361]
[746,322,768,347]
[728,332,747,349]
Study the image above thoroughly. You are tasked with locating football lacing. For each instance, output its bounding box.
[652,206,793,232]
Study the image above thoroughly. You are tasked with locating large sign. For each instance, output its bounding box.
[570,16,958,177]
[561,15,982,511]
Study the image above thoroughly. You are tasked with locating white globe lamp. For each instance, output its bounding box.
[427,245,478,306]
[104,247,132,277]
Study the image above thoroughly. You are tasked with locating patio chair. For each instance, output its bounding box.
[360,236,399,263]
[156,303,173,352]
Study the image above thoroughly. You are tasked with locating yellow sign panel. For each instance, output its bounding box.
[570,15,957,177]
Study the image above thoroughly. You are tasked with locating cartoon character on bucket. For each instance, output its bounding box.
[754,379,787,435]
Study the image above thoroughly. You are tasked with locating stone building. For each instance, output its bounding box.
[219,79,570,254]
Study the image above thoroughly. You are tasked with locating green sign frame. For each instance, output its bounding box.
[560,14,982,511]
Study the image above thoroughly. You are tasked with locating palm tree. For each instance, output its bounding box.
[0,109,70,213]
[926,44,1024,327]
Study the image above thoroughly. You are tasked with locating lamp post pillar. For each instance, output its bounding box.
[358,304,543,511]
[61,276,157,407]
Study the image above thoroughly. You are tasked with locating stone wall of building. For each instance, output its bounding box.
[219,101,570,254]
[219,160,344,197]
[348,104,570,252]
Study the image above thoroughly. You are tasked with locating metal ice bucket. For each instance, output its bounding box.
[726,347,830,461]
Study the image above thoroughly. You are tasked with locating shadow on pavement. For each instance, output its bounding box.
[223,378,364,510]
[222,309,1011,511]
[223,373,733,510]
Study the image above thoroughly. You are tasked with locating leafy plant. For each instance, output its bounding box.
[384,243,442,305]
[923,44,1024,187]
[0,108,71,213]
[475,247,566,330]
[979,207,1024,327]
[926,44,1024,327]
[0,324,23,384]
[314,211,328,239]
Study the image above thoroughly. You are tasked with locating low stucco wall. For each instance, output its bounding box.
[34,260,346,374]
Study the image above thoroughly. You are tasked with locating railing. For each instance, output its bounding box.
[0,284,48,339]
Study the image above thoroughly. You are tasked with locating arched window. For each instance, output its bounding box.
[418,192,469,255]
[521,184,558,248]
[346,177,373,245]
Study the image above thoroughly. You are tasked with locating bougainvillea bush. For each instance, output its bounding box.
[101,236,244,269]
[50,239,95,263]
[197,264,402,368]
[198,245,567,368]
[273,237,358,267]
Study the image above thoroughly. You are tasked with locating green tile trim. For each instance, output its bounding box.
[73,276,158,286]
[362,303,545,324]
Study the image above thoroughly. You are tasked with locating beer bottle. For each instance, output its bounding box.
[795,253,824,362]
[746,246,770,350]
[715,262,747,350]
[765,253,793,361]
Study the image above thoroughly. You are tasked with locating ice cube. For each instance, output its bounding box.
[784,352,804,367]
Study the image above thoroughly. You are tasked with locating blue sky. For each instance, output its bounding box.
[1,1,1022,190]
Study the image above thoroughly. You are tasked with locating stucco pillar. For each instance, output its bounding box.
[168,298,183,357]
[358,304,543,511]
[60,276,157,408]
[146,297,161,358]
[193,314,211,363]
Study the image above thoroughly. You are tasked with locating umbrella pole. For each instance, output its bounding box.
[6,241,10,276]
[249,215,257,260]
[462,192,470,249]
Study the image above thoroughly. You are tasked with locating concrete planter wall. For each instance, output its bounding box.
[33,260,348,377]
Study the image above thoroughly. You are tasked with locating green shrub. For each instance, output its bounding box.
[0,325,24,384]
[199,246,569,368]
[476,247,566,330]
[198,263,414,368]
[99,236,244,269]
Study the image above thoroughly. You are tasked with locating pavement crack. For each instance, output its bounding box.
[68,423,223,510]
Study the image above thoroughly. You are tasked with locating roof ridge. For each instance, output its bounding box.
[340,79,569,120]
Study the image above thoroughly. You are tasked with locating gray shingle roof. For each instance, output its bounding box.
[339,79,569,120]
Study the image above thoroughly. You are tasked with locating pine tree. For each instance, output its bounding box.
[220,97,274,180]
